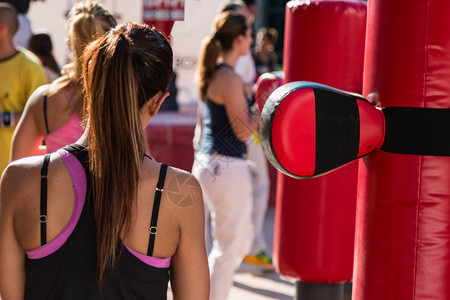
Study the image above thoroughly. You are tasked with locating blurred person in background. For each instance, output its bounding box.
[28,30,61,82]
[253,27,278,79]
[1,0,34,48]
[192,11,259,300]
[0,2,46,174]
[223,0,273,269]
[244,0,258,22]
[222,0,256,95]
[10,1,116,161]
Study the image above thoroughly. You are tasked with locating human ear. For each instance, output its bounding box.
[140,92,170,128]
[233,34,245,49]
[149,92,170,117]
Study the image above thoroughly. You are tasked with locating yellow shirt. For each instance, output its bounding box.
[0,48,47,173]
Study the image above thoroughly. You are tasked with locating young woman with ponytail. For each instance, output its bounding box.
[192,11,259,300]
[0,23,209,299]
[11,1,117,160]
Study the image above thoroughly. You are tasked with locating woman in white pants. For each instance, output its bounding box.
[192,11,259,300]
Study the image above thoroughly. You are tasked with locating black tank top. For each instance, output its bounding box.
[198,63,251,158]
[24,144,170,299]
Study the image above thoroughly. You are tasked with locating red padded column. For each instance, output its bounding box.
[274,0,367,283]
[283,0,366,93]
[354,1,450,299]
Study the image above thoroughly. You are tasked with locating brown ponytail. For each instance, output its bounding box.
[196,11,247,102]
[82,23,173,287]
[197,34,221,102]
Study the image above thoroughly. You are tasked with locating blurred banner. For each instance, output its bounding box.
[143,0,185,35]
[170,0,223,105]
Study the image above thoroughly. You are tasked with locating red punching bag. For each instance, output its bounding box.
[254,71,284,114]
[260,81,384,179]
[354,0,450,299]
[273,0,367,287]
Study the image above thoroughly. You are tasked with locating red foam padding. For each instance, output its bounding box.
[272,88,316,177]
[355,0,450,299]
[254,72,284,114]
[274,0,366,282]
[274,161,358,282]
[283,0,366,92]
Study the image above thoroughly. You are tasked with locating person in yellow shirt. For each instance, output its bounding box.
[0,3,47,173]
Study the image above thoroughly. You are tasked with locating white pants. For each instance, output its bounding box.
[192,152,254,300]
[246,141,270,254]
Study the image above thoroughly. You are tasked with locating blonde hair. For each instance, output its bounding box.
[196,12,247,102]
[82,22,173,287]
[49,1,116,95]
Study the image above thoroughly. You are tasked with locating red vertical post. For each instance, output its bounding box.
[274,1,366,298]
[354,1,450,299]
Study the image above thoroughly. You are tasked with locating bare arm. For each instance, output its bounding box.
[221,73,259,142]
[170,174,209,300]
[10,85,48,161]
[196,103,203,136]
[0,165,27,299]
[193,104,203,151]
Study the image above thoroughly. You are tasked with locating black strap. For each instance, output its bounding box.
[40,154,51,246]
[216,63,234,71]
[381,107,450,156]
[43,95,50,135]
[147,164,168,256]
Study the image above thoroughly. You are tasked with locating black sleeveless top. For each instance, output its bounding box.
[198,63,251,158]
[24,144,170,299]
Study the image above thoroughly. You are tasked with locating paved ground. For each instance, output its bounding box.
[169,206,353,299]
[225,206,353,300]
[227,206,296,300]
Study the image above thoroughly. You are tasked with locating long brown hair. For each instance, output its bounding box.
[48,1,116,95]
[196,11,247,102]
[82,22,173,286]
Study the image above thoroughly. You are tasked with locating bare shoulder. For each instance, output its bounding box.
[1,154,67,208]
[24,84,49,110]
[210,67,243,102]
[215,65,241,83]
[0,156,43,207]
[219,68,243,91]
[2,156,43,181]
[164,166,203,209]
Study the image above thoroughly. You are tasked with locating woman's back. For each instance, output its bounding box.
[11,83,84,157]
[6,144,203,298]
[199,64,251,157]
[2,21,209,300]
